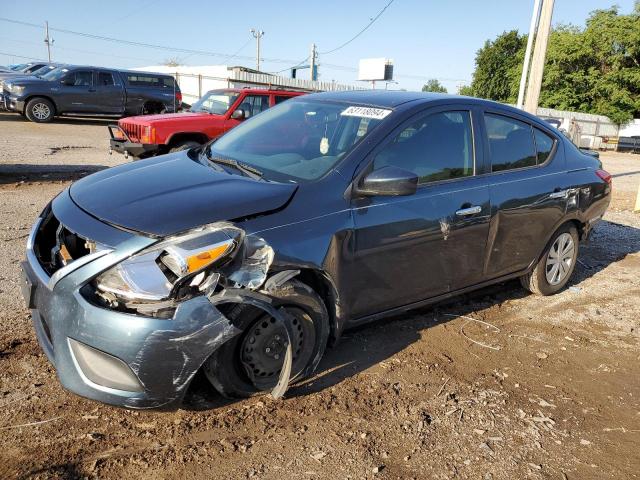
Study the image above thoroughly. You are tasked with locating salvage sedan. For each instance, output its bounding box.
[21,91,612,408]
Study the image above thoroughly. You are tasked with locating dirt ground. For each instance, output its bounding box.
[0,111,639,480]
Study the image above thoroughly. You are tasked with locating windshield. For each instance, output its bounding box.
[191,90,240,114]
[42,67,69,82]
[207,99,390,182]
[32,65,58,77]
[10,64,26,71]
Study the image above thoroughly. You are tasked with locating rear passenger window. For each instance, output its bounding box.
[485,114,536,172]
[98,72,114,86]
[373,111,474,184]
[534,128,555,163]
[275,96,292,105]
[237,95,270,118]
[127,74,173,88]
[66,71,92,87]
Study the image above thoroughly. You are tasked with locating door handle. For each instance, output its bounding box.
[88,88,96,92]
[549,189,568,199]
[455,205,482,216]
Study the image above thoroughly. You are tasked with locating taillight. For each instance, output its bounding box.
[595,169,612,184]
[176,92,182,103]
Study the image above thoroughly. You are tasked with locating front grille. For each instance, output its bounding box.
[120,121,142,142]
[34,210,91,276]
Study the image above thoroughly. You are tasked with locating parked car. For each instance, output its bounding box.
[0,62,52,81]
[3,66,181,122]
[617,136,640,154]
[20,91,611,408]
[0,64,68,109]
[108,88,305,158]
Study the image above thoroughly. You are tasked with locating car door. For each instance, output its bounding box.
[482,110,568,278]
[58,69,95,113]
[224,93,270,132]
[93,70,125,114]
[349,106,491,319]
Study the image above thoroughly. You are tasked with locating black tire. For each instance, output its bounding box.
[141,102,165,115]
[520,224,579,295]
[203,279,330,398]
[25,97,55,123]
[169,140,201,153]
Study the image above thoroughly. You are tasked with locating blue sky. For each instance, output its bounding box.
[0,0,636,92]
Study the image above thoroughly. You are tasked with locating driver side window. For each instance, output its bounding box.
[373,110,475,184]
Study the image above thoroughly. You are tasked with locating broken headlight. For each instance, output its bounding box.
[92,223,244,316]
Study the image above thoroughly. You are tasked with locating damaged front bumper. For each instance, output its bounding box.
[20,195,246,409]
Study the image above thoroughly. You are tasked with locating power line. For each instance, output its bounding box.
[319,0,396,55]
[0,16,302,65]
[0,51,45,61]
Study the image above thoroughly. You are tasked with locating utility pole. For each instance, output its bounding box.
[523,0,554,114]
[517,0,542,109]
[44,21,54,62]
[309,43,317,81]
[250,28,264,71]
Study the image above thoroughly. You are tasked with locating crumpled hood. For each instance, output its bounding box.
[69,152,297,237]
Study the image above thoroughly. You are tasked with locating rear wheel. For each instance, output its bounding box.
[25,97,55,123]
[520,224,579,295]
[203,280,330,398]
[169,140,201,153]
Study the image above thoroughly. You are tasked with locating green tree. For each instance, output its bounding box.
[421,79,448,93]
[468,30,525,103]
[458,84,474,96]
[466,5,640,124]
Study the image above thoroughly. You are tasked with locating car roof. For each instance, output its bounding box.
[222,88,306,95]
[304,90,461,108]
[302,90,550,126]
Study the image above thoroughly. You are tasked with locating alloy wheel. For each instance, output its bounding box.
[545,232,575,285]
[32,103,51,120]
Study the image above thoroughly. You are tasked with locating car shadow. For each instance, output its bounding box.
[574,220,640,282]
[182,283,528,411]
[183,219,640,410]
[0,164,109,184]
[0,111,114,126]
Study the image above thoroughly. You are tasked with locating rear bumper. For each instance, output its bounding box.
[21,191,241,409]
[108,125,160,158]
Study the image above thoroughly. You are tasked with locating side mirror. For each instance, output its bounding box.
[355,166,418,197]
[231,109,245,120]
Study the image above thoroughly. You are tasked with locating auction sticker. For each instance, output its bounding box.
[341,106,392,120]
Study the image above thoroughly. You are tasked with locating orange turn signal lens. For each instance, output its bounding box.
[185,242,232,273]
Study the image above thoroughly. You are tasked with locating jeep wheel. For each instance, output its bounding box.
[25,98,55,123]
[203,280,330,399]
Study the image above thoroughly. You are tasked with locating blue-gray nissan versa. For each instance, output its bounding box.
[21,91,612,408]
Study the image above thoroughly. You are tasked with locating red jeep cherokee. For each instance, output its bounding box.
[108,88,306,158]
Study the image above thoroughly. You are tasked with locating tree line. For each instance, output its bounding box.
[423,4,639,125]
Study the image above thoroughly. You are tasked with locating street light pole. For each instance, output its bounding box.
[250,29,265,71]
[524,0,555,114]
[44,21,53,62]
[517,0,542,109]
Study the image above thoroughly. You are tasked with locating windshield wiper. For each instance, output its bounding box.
[206,153,263,180]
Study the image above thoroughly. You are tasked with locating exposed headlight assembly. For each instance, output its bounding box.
[92,223,244,316]
[7,83,25,94]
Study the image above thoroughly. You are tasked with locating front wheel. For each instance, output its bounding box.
[25,97,55,123]
[520,224,579,295]
[203,279,330,398]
